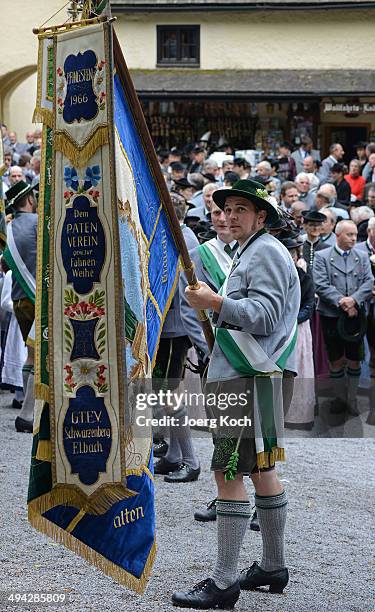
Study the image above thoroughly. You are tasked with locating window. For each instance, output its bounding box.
[157,26,200,67]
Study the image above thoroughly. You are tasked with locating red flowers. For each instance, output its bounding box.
[94,364,108,392]
[64,301,105,319]
[64,190,74,199]
[88,189,100,199]
[98,60,106,71]
[57,67,63,77]
[64,364,76,390]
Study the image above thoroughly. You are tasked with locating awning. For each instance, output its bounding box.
[129,69,375,98]
[113,0,375,11]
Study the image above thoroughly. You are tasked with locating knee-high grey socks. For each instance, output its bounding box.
[255,490,287,571]
[212,499,251,589]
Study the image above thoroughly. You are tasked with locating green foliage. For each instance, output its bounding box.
[224,451,239,482]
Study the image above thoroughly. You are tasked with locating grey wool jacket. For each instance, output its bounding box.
[313,245,373,317]
[207,232,301,382]
[9,211,38,301]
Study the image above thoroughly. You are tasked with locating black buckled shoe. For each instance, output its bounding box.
[164,463,200,483]
[172,578,240,609]
[330,397,349,414]
[194,498,217,522]
[153,439,168,457]
[239,562,288,594]
[15,417,33,433]
[154,457,181,475]
[249,509,260,532]
[12,399,23,410]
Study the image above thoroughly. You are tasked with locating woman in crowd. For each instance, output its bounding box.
[344,159,366,204]
[282,238,316,429]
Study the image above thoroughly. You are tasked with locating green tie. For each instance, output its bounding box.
[224,243,238,259]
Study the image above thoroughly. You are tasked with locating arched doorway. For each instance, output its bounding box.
[0,65,38,138]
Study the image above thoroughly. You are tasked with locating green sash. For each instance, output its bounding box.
[215,271,298,474]
[198,239,233,291]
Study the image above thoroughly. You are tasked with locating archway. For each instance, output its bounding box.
[0,65,37,136]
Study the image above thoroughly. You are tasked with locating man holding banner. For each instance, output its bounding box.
[173,179,300,609]
[3,180,37,433]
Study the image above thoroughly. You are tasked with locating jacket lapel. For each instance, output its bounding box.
[330,249,346,273]
[330,248,360,274]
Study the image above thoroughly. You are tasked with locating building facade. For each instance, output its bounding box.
[114,0,375,158]
[1,0,375,157]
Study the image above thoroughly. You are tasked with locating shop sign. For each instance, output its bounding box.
[323,103,375,114]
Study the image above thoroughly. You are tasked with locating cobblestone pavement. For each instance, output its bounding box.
[1,390,374,612]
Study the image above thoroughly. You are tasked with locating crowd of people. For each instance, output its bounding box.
[1,125,41,192]
[1,122,374,607]
[151,134,375,607]
[153,133,375,482]
[1,126,375,435]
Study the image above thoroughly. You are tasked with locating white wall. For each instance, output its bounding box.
[7,71,39,137]
[0,0,63,78]
[115,9,375,70]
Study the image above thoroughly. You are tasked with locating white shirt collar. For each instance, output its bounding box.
[335,244,350,256]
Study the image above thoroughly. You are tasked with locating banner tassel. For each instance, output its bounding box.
[28,506,156,594]
[54,127,109,167]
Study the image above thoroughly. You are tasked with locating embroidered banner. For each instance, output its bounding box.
[34,125,52,400]
[33,36,54,127]
[28,16,179,593]
[114,69,180,478]
[54,23,109,167]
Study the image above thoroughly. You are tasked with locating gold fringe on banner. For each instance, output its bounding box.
[33,107,53,127]
[28,504,156,594]
[54,126,109,167]
[29,483,137,517]
[36,440,52,462]
[34,383,50,402]
[256,447,285,470]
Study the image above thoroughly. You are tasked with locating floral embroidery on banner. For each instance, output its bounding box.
[63,289,106,358]
[63,361,108,395]
[63,165,101,205]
